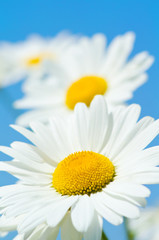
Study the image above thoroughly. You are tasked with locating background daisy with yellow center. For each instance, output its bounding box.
[14,31,154,126]
[0,32,76,87]
[1,96,159,240]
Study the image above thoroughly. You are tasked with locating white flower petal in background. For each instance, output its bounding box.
[14,32,154,126]
[0,31,77,87]
[128,205,159,240]
[0,96,159,240]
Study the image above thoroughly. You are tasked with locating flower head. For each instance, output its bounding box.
[14,32,154,126]
[1,96,159,240]
[0,32,76,87]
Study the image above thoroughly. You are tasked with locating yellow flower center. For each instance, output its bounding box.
[26,56,42,66]
[65,76,108,110]
[53,151,115,196]
[25,53,55,67]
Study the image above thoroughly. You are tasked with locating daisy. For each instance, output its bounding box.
[1,95,159,240]
[128,205,159,240]
[0,32,76,87]
[14,32,154,126]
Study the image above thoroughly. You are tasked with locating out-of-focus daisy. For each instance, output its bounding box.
[128,205,159,240]
[0,32,76,87]
[1,96,159,240]
[15,32,154,126]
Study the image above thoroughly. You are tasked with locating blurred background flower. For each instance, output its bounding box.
[0,0,159,239]
[0,32,76,87]
[128,204,159,240]
[13,32,154,126]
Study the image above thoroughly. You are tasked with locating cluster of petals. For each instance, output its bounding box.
[0,96,159,240]
[9,31,154,126]
[0,32,77,87]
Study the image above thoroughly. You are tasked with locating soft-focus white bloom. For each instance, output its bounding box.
[14,32,154,126]
[1,96,159,240]
[0,32,76,87]
[128,205,159,240]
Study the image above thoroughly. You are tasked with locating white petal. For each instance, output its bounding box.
[15,108,64,127]
[101,32,135,75]
[0,216,17,231]
[47,196,78,227]
[25,224,46,240]
[93,191,140,219]
[61,213,82,240]
[107,182,150,197]
[10,125,58,166]
[88,95,113,153]
[14,234,24,240]
[113,119,159,162]
[103,104,141,158]
[84,212,103,240]
[71,195,94,232]
[91,194,123,225]
[131,172,159,184]
[72,103,89,151]
[11,141,52,164]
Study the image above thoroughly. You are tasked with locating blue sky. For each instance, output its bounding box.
[0,0,159,239]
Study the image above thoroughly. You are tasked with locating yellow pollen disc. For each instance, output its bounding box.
[52,151,115,196]
[25,53,54,66]
[65,76,108,110]
[26,56,42,66]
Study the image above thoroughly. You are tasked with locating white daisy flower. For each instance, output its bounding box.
[1,95,159,240]
[128,205,159,240]
[14,32,154,126]
[0,32,76,87]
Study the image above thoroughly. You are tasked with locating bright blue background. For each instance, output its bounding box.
[0,0,159,239]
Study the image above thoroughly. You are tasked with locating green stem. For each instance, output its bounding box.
[124,218,135,240]
[101,230,109,240]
